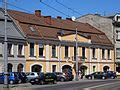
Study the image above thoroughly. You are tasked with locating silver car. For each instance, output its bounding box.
[26,72,39,82]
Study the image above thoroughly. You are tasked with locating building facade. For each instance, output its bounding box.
[0,8,26,72]
[112,14,120,73]
[7,10,115,76]
[76,14,119,73]
[76,14,114,44]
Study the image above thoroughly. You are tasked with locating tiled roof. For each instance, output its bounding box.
[8,10,112,46]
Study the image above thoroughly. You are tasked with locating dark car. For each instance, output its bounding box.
[85,72,107,79]
[105,71,117,79]
[16,72,28,83]
[30,72,57,85]
[0,72,20,84]
[54,72,66,82]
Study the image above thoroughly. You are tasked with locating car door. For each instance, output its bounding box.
[0,73,4,84]
[94,72,98,79]
[27,73,35,80]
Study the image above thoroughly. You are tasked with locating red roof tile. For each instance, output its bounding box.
[8,10,113,46]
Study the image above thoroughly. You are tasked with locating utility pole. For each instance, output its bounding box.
[75,25,79,81]
[4,0,8,88]
[72,16,79,81]
[59,43,61,72]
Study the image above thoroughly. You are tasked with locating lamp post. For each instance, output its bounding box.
[72,16,79,81]
[4,0,8,87]
[59,43,61,72]
[75,26,79,81]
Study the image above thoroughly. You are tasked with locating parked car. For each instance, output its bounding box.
[30,72,57,85]
[85,72,107,79]
[105,71,117,79]
[30,72,44,85]
[16,72,28,83]
[26,72,39,82]
[54,72,66,82]
[0,72,20,84]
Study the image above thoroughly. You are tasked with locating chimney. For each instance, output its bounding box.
[57,16,62,19]
[35,10,41,17]
[44,16,52,24]
[66,18,72,21]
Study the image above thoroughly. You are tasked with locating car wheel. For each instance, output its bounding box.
[9,80,14,84]
[111,76,115,79]
[31,82,35,85]
[88,76,92,79]
[40,80,44,85]
[60,78,65,82]
[18,80,22,84]
[53,80,57,84]
[102,76,105,80]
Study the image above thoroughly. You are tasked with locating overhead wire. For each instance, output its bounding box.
[55,0,82,16]
[40,0,71,17]
[0,0,33,14]
[0,0,77,31]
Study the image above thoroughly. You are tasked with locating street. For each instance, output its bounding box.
[1,79,120,90]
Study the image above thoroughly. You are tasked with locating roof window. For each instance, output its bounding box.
[30,27,35,32]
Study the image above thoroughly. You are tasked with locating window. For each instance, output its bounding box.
[65,46,68,57]
[52,45,56,58]
[30,43,34,57]
[92,48,95,58]
[52,65,56,72]
[116,31,120,40]
[39,44,44,57]
[116,48,120,59]
[108,49,111,59]
[0,43,2,56]
[18,45,23,55]
[8,44,12,55]
[102,49,105,59]
[82,47,85,59]
[30,27,35,32]
[93,66,96,72]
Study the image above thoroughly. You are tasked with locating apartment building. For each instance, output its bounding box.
[0,8,26,72]
[76,14,120,73]
[7,10,114,76]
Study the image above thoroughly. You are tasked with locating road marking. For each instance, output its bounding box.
[84,81,120,90]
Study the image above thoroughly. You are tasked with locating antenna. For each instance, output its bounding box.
[71,16,76,21]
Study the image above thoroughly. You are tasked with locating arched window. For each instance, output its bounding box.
[31,65,42,72]
[17,63,24,72]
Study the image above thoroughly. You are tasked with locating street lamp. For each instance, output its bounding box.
[72,16,79,81]
[75,26,79,81]
[3,0,8,87]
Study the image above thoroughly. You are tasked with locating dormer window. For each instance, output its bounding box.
[30,27,35,32]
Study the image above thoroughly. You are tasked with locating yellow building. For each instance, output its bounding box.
[8,10,114,76]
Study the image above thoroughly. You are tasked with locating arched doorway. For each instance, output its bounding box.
[31,64,42,72]
[103,66,109,72]
[62,65,72,74]
[17,63,24,72]
[8,63,13,72]
[79,65,87,75]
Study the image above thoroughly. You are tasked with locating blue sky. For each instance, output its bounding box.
[0,0,120,18]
